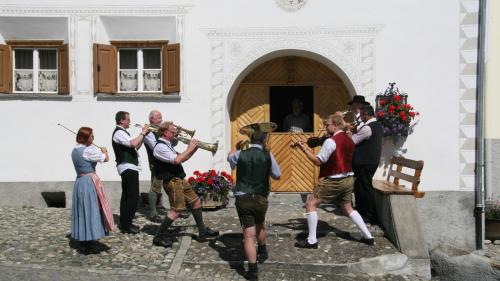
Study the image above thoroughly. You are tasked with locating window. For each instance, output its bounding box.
[0,41,69,95]
[118,48,161,93]
[93,41,180,95]
[14,48,58,93]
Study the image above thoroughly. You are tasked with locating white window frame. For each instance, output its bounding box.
[117,48,162,93]
[12,48,58,94]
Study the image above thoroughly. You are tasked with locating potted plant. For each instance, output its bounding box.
[485,199,500,242]
[188,170,234,209]
[375,83,420,139]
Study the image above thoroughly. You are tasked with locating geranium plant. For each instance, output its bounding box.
[188,170,235,198]
[375,83,419,137]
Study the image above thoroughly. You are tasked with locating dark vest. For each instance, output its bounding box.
[353,121,383,166]
[111,127,139,166]
[144,132,159,172]
[319,132,354,178]
[235,147,272,197]
[153,139,186,182]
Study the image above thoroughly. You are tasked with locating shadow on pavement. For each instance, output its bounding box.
[273,218,358,243]
[67,235,111,255]
[207,233,247,279]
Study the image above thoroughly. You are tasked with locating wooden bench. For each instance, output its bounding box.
[372,156,425,198]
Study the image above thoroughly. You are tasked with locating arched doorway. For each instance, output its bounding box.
[230,56,352,192]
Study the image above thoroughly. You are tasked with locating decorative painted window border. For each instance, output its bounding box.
[0,5,191,100]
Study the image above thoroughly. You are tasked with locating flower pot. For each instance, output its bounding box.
[201,191,227,209]
[485,218,500,242]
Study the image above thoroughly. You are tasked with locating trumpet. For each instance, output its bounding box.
[134,123,158,133]
[176,135,218,155]
[173,124,195,138]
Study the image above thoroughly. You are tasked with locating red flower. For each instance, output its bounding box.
[409,112,416,117]
[388,105,396,113]
[202,172,208,177]
[377,111,385,118]
[207,178,214,186]
[196,177,204,183]
[394,95,401,103]
[194,170,201,176]
[379,100,385,106]
[188,177,195,184]
[210,170,217,177]
[399,111,406,117]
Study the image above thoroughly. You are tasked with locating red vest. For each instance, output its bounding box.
[319,132,354,178]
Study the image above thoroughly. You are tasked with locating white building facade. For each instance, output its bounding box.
[0,0,495,251]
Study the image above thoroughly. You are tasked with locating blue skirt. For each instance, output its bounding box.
[71,175,108,241]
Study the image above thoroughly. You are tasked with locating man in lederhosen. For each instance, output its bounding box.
[152,121,219,248]
[295,114,374,248]
[227,128,281,281]
[112,111,149,234]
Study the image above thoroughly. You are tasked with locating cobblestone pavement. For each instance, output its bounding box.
[0,193,490,280]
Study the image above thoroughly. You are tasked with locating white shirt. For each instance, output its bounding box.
[112,126,141,175]
[153,138,178,163]
[76,144,106,163]
[316,131,354,179]
[352,117,377,145]
[143,132,157,151]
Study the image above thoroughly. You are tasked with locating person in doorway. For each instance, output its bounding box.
[283,98,311,133]
[143,110,166,222]
[152,122,219,248]
[227,128,281,281]
[350,105,383,225]
[71,127,114,253]
[112,111,149,234]
[295,114,374,248]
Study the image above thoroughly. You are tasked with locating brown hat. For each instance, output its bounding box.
[347,95,370,105]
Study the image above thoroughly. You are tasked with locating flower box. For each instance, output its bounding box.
[188,170,234,210]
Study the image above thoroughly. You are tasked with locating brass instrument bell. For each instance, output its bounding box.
[238,122,277,150]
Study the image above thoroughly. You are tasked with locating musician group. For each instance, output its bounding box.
[69,94,382,280]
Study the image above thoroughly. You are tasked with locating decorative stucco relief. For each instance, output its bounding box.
[459,0,479,190]
[204,26,381,170]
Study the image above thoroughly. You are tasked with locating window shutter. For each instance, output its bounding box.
[93,44,117,94]
[0,44,13,93]
[162,43,180,94]
[58,44,70,94]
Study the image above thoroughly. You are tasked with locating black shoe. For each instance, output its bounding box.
[153,236,174,248]
[360,237,375,246]
[121,224,140,234]
[148,215,162,223]
[257,250,268,263]
[294,240,318,249]
[198,227,219,241]
[247,270,258,281]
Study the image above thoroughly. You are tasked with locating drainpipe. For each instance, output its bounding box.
[474,0,486,250]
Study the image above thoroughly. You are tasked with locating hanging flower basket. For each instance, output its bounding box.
[375,83,420,138]
[188,170,234,209]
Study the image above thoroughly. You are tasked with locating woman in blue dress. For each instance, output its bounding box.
[71,127,114,251]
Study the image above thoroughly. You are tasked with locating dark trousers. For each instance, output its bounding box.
[353,164,378,223]
[120,169,139,229]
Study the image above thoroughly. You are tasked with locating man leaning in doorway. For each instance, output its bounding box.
[112,111,149,234]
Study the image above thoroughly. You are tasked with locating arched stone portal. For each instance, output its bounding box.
[230,56,352,192]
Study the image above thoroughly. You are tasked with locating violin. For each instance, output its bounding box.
[290,135,329,149]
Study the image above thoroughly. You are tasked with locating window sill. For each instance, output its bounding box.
[96,93,181,102]
[0,93,71,101]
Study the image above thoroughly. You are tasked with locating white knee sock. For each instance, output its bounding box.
[349,210,373,239]
[307,211,318,244]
